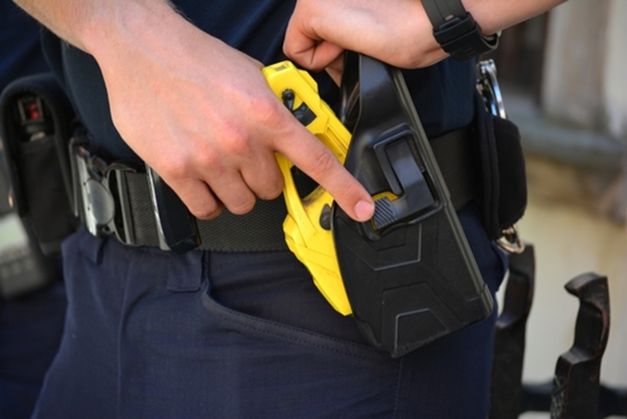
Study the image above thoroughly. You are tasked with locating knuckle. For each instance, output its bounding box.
[192,205,222,220]
[257,182,284,201]
[267,185,284,201]
[308,147,338,178]
[159,151,219,180]
[184,191,222,220]
[195,148,221,170]
[159,156,192,179]
[220,126,250,155]
[226,198,256,216]
[248,94,285,127]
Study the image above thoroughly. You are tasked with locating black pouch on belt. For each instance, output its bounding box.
[473,92,527,241]
[0,73,78,257]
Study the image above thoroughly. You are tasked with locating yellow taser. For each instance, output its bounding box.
[262,61,352,315]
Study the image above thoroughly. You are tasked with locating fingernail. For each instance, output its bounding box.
[354,200,374,221]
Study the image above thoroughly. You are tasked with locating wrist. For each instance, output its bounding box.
[459,0,569,37]
[83,1,182,62]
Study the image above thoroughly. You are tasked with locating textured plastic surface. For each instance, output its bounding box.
[333,53,493,357]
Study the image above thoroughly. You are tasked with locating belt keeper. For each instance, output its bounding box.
[145,164,201,253]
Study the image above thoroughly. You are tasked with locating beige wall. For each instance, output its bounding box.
[604,0,627,140]
[543,0,627,139]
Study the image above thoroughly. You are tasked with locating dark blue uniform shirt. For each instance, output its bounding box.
[0,4,48,91]
[42,0,476,159]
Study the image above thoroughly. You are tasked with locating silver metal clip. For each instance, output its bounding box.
[497,224,525,254]
[476,59,507,119]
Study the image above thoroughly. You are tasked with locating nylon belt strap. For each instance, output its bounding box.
[111,127,478,252]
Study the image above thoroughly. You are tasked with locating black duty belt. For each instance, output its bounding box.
[71,126,479,252]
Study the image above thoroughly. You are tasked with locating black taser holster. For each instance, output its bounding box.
[333,53,494,358]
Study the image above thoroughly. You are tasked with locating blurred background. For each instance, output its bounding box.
[488,0,627,417]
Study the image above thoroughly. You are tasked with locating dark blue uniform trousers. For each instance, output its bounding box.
[0,283,66,419]
[32,205,506,418]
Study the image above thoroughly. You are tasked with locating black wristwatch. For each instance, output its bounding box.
[421,0,500,62]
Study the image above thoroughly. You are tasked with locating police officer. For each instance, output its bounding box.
[14,1,566,418]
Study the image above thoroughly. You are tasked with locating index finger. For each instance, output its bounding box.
[277,125,374,222]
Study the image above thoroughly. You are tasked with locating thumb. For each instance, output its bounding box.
[324,54,344,86]
[283,20,344,72]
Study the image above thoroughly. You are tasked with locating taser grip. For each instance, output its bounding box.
[262,61,352,315]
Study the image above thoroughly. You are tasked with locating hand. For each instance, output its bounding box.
[88,6,374,222]
[284,0,568,74]
[284,0,447,73]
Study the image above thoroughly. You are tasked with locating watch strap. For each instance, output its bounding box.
[422,0,466,28]
[422,0,499,62]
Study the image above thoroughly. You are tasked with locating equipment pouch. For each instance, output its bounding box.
[0,73,78,257]
[474,92,527,241]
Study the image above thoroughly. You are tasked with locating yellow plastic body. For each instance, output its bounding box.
[262,61,352,315]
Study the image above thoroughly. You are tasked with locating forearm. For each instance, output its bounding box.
[12,0,179,55]
[13,0,90,50]
[463,0,568,35]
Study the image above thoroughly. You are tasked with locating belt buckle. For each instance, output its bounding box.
[70,137,136,245]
